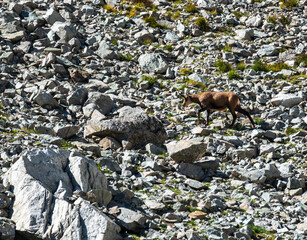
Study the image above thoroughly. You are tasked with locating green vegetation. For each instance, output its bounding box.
[170,187,181,195]
[143,16,168,29]
[280,0,299,9]
[185,2,198,13]
[232,11,248,19]
[119,53,133,61]
[295,54,307,66]
[249,225,274,239]
[111,38,118,46]
[280,15,290,25]
[195,17,210,32]
[223,45,232,52]
[227,70,240,80]
[206,9,218,15]
[215,59,232,73]
[254,117,265,125]
[251,60,290,72]
[251,60,268,72]
[267,16,278,24]
[237,62,246,71]
[21,127,40,134]
[267,62,290,72]
[185,79,207,91]
[103,4,117,13]
[140,75,158,86]
[180,68,193,75]
[60,140,76,149]
[164,44,173,51]
[285,127,300,136]
[132,0,154,8]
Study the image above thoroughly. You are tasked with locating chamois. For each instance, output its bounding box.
[182,91,255,128]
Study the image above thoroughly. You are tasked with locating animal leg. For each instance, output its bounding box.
[235,105,255,128]
[205,109,211,126]
[225,112,229,120]
[229,108,237,128]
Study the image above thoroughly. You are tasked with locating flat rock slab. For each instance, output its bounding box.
[176,163,206,181]
[1,149,120,240]
[271,93,303,108]
[84,106,167,148]
[166,140,206,163]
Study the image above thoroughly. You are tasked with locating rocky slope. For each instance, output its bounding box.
[0,0,306,239]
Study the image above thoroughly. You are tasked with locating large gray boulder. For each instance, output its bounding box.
[257,44,279,57]
[82,92,114,118]
[138,53,168,74]
[2,149,120,240]
[84,106,167,148]
[235,29,254,41]
[166,140,206,163]
[271,93,303,108]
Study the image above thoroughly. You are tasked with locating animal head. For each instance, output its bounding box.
[182,95,193,107]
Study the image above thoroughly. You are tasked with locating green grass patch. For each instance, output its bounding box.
[143,16,168,29]
[215,59,232,73]
[195,17,210,31]
[237,62,246,71]
[232,11,248,19]
[170,187,181,195]
[119,53,133,61]
[180,68,193,75]
[249,225,274,239]
[227,70,240,80]
[132,0,154,8]
[267,62,290,72]
[103,4,117,13]
[140,75,158,86]
[185,2,198,13]
[267,16,278,24]
[185,79,207,91]
[60,140,76,149]
[295,54,307,66]
[223,45,232,52]
[285,127,299,136]
[254,117,265,125]
[164,44,173,51]
[280,0,299,8]
[280,15,290,25]
[251,60,268,72]
[21,127,40,134]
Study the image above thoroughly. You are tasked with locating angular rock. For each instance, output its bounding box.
[134,30,155,44]
[50,22,77,42]
[185,179,208,190]
[33,91,59,109]
[1,149,120,240]
[116,207,146,233]
[54,125,80,139]
[0,217,15,240]
[84,107,167,148]
[257,45,279,57]
[166,140,206,163]
[176,163,205,181]
[138,53,168,74]
[44,8,65,25]
[144,200,166,211]
[83,92,114,117]
[194,160,219,171]
[235,29,254,41]
[271,93,303,108]
[67,87,88,105]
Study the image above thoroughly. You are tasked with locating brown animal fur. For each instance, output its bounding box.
[182,91,255,128]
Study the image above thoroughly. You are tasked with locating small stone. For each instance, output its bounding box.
[188,211,207,219]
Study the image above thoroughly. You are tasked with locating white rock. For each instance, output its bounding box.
[271,93,303,108]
